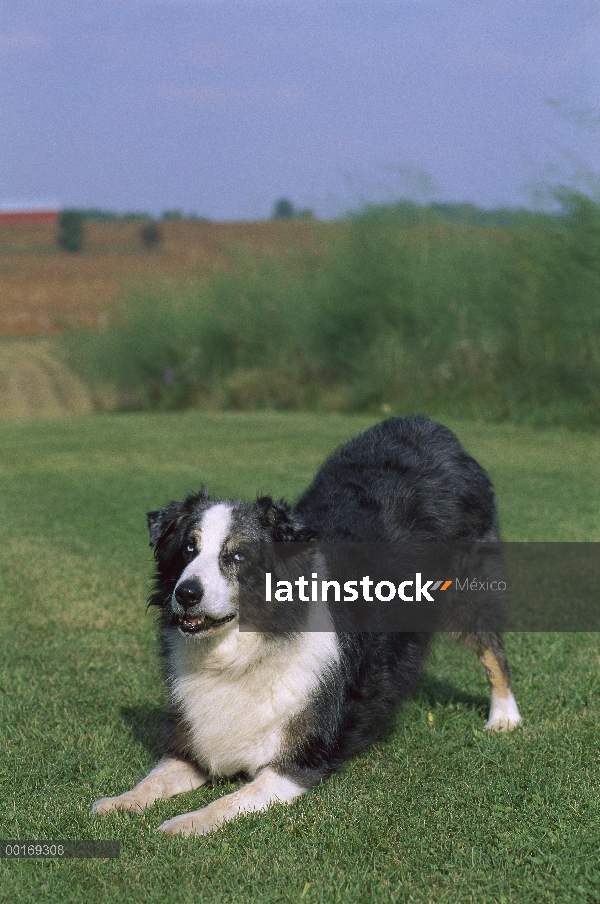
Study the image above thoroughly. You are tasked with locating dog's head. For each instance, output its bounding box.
[147,490,315,637]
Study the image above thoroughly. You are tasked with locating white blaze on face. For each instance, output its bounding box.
[175,503,234,618]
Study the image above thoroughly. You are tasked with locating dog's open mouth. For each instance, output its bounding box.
[178,613,236,635]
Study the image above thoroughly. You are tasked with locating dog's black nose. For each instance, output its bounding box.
[175,579,204,610]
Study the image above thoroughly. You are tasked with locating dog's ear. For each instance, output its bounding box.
[147,501,184,547]
[256,496,316,543]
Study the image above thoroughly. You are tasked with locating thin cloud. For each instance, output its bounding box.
[180,41,225,67]
[157,82,302,106]
[0,32,50,55]
[441,36,598,85]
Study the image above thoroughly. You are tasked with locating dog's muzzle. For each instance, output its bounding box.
[171,578,236,635]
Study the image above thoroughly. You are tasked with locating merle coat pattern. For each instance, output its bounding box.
[92,416,521,835]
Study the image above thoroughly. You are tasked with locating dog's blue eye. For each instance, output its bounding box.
[186,543,195,554]
[233,552,245,563]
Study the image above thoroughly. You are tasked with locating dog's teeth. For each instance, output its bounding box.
[180,615,208,631]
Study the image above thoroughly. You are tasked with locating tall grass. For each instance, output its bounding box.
[63,193,600,427]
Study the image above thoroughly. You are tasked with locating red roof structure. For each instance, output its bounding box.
[0,203,59,226]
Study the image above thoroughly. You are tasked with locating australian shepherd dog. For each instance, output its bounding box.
[93,415,521,836]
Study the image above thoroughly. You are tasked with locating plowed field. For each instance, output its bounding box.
[0,220,324,337]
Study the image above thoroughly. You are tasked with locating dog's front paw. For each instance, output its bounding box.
[158,808,220,837]
[92,794,145,816]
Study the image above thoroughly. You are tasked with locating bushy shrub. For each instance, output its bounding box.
[62,191,600,427]
[58,209,84,252]
[140,222,161,250]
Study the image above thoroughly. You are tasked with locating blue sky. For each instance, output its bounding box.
[1,1,598,219]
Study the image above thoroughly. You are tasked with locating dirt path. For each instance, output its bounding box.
[0,340,96,419]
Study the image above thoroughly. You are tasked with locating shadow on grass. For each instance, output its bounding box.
[121,679,488,762]
[121,704,165,758]
[416,675,488,716]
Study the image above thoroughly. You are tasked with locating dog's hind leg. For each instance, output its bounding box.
[158,767,307,836]
[92,756,208,816]
[453,631,522,731]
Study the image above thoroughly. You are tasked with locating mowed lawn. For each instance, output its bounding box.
[0,411,598,903]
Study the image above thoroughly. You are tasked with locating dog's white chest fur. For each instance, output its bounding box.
[168,629,339,778]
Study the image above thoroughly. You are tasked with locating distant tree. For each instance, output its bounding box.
[272,198,295,219]
[58,209,84,252]
[140,221,162,250]
[161,209,184,221]
[78,208,118,222]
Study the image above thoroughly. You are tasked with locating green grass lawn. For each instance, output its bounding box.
[0,412,598,903]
